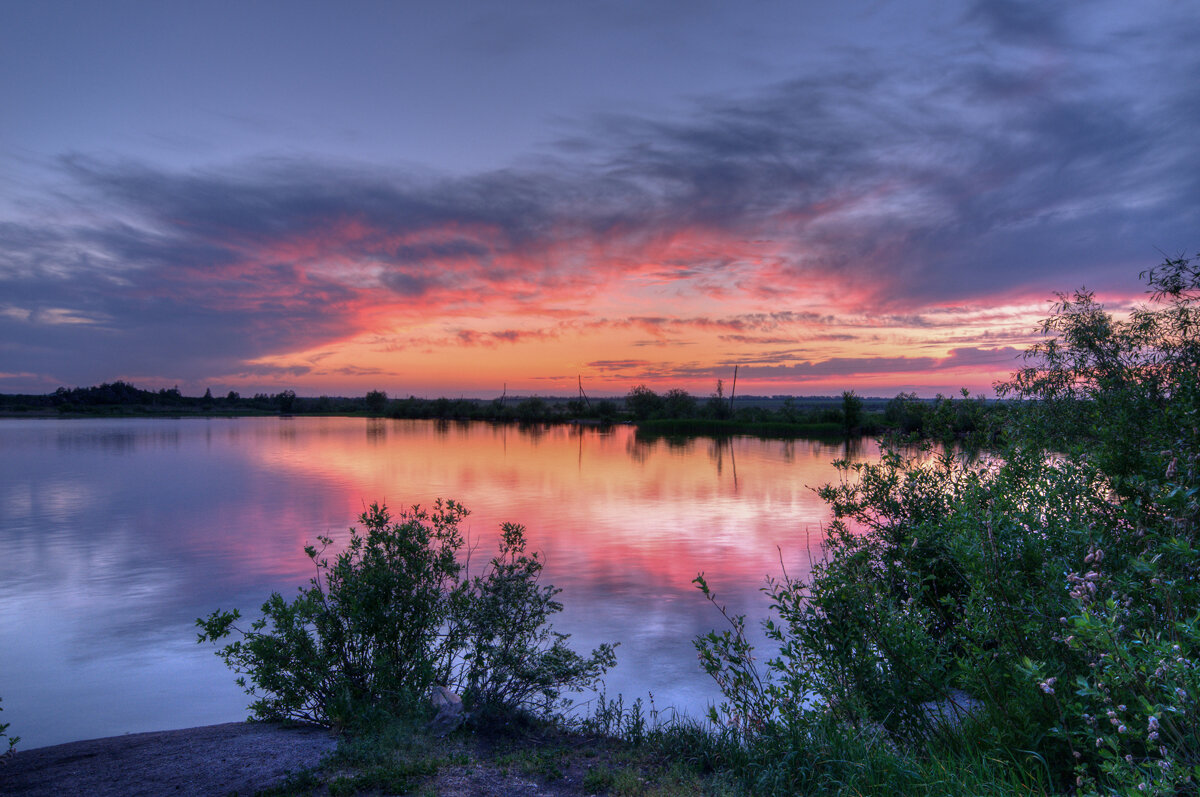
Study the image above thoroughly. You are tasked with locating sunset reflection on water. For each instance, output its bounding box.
[0,417,876,747]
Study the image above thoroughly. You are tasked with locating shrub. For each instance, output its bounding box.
[694,253,1200,795]
[198,501,615,727]
[454,521,616,718]
[1000,254,1200,795]
[1,696,17,758]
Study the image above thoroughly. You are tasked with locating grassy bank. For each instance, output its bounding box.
[259,708,740,797]
[255,698,1057,797]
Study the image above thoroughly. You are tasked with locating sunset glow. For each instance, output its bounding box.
[1,2,1196,397]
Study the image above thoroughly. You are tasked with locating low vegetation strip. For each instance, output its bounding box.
[1,376,999,444]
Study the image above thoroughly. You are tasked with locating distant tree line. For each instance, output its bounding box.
[0,379,999,442]
[625,383,997,443]
[0,381,329,416]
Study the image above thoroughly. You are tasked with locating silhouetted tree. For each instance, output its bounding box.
[662,388,696,418]
[706,379,732,420]
[624,385,664,420]
[365,390,388,415]
[274,390,296,413]
[841,390,863,435]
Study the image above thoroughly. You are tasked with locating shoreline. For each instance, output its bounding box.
[0,721,338,796]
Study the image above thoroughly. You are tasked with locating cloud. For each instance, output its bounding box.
[577,346,1023,385]
[733,347,1025,380]
[586,359,654,373]
[965,0,1067,46]
[1,3,1196,391]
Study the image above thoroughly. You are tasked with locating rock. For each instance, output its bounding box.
[919,689,983,732]
[427,686,465,736]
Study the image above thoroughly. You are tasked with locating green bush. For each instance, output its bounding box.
[694,253,1200,795]
[1001,254,1200,795]
[455,521,617,718]
[198,501,615,727]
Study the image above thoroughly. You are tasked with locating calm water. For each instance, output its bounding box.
[0,417,875,748]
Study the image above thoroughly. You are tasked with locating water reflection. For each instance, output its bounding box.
[0,417,876,748]
[366,418,388,443]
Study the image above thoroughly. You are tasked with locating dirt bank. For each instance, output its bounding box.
[0,721,338,796]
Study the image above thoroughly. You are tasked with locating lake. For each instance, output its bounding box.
[0,417,876,748]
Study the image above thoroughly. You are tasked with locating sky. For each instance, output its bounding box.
[1,0,1197,399]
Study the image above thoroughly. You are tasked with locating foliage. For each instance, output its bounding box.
[515,396,550,422]
[1000,254,1200,489]
[625,385,666,421]
[706,380,734,420]
[198,501,615,727]
[694,253,1200,795]
[663,388,698,418]
[881,389,997,445]
[1000,253,1200,795]
[1,696,17,758]
[594,399,620,423]
[275,389,297,413]
[840,390,862,435]
[455,521,617,718]
[364,390,388,415]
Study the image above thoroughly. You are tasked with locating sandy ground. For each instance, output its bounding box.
[0,721,339,796]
